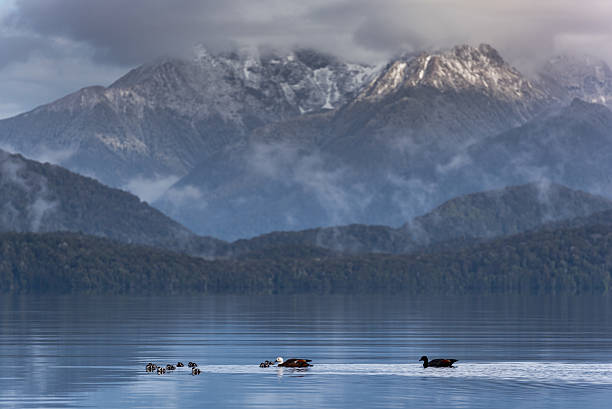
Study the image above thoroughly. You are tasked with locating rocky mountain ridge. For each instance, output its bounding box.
[2,43,612,239]
[0,46,377,186]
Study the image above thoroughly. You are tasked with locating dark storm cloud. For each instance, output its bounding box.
[5,0,237,65]
[5,0,612,66]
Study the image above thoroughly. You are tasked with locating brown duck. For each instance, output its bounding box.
[419,356,458,368]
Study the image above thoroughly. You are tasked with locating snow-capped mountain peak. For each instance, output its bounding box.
[361,44,545,102]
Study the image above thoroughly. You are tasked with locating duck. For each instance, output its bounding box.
[145,363,157,372]
[157,367,166,374]
[419,356,458,368]
[259,360,274,368]
[177,362,185,367]
[166,364,176,370]
[188,362,198,368]
[276,357,312,367]
[192,367,201,375]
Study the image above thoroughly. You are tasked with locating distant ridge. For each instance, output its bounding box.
[219,183,612,257]
[0,149,224,257]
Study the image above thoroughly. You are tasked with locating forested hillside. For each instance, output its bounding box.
[2,220,611,294]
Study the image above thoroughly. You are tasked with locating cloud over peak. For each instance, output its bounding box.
[1,0,612,118]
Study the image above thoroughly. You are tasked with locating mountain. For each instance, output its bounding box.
[404,182,612,243]
[539,54,612,108]
[159,44,559,239]
[220,183,612,256]
[0,47,376,187]
[338,44,550,148]
[0,149,225,256]
[457,98,612,194]
[2,43,609,240]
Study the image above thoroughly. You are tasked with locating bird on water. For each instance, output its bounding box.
[276,357,312,367]
[419,356,458,368]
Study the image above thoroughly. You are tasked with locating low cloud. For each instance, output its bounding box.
[31,145,77,165]
[0,153,58,232]
[247,142,373,225]
[124,174,181,203]
[435,152,472,175]
[386,172,440,222]
[163,184,207,210]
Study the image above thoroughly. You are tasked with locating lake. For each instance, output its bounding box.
[1,294,611,408]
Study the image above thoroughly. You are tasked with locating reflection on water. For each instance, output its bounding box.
[0,295,611,408]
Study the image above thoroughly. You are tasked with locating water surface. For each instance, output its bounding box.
[1,295,611,408]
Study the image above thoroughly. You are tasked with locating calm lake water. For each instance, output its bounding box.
[1,295,611,408]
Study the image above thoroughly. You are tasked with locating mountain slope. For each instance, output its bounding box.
[218,183,612,256]
[0,149,225,256]
[458,98,612,193]
[4,220,612,294]
[0,47,376,187]
[539,54,612,108]
[160,44,557,239]
[2,43,608,241]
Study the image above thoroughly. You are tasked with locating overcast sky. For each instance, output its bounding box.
[1,0,612,119]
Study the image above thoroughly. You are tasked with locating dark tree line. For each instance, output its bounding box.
[1,223,611,295]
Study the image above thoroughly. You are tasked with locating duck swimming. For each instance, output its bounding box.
[419,356,458,368]
[177,362,184,367]
[192,367,201,375]
[259,360,275,368]
[276,357,312,367]
[157,367,166,374]
[188,362,198,368]
[145,363,157,372]
[166,364,176,370]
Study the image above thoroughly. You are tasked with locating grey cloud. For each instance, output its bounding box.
[5,0,612,66]
[2,0,612,118]
[0,35,49,69]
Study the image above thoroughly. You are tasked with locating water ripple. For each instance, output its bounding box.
[201,362,612,385]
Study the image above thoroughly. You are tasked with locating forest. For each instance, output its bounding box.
[1,221,611,294]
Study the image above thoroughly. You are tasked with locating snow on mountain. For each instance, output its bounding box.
[3,42,612,240]
[361,44,548,106]
[539,54,612,108]
[0,47,377,188]
[108,45,378,125]
[159,45,559,239]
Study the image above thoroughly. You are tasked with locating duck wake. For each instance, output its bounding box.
[201,363,612,385]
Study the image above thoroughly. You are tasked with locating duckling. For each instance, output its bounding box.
[188,362,198,368]
[166,364,176,370]
[259,360,274,367]
[145,363,157,372]
[192,367,201,375]
[177,362,184,367]
[157,367,166,375]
